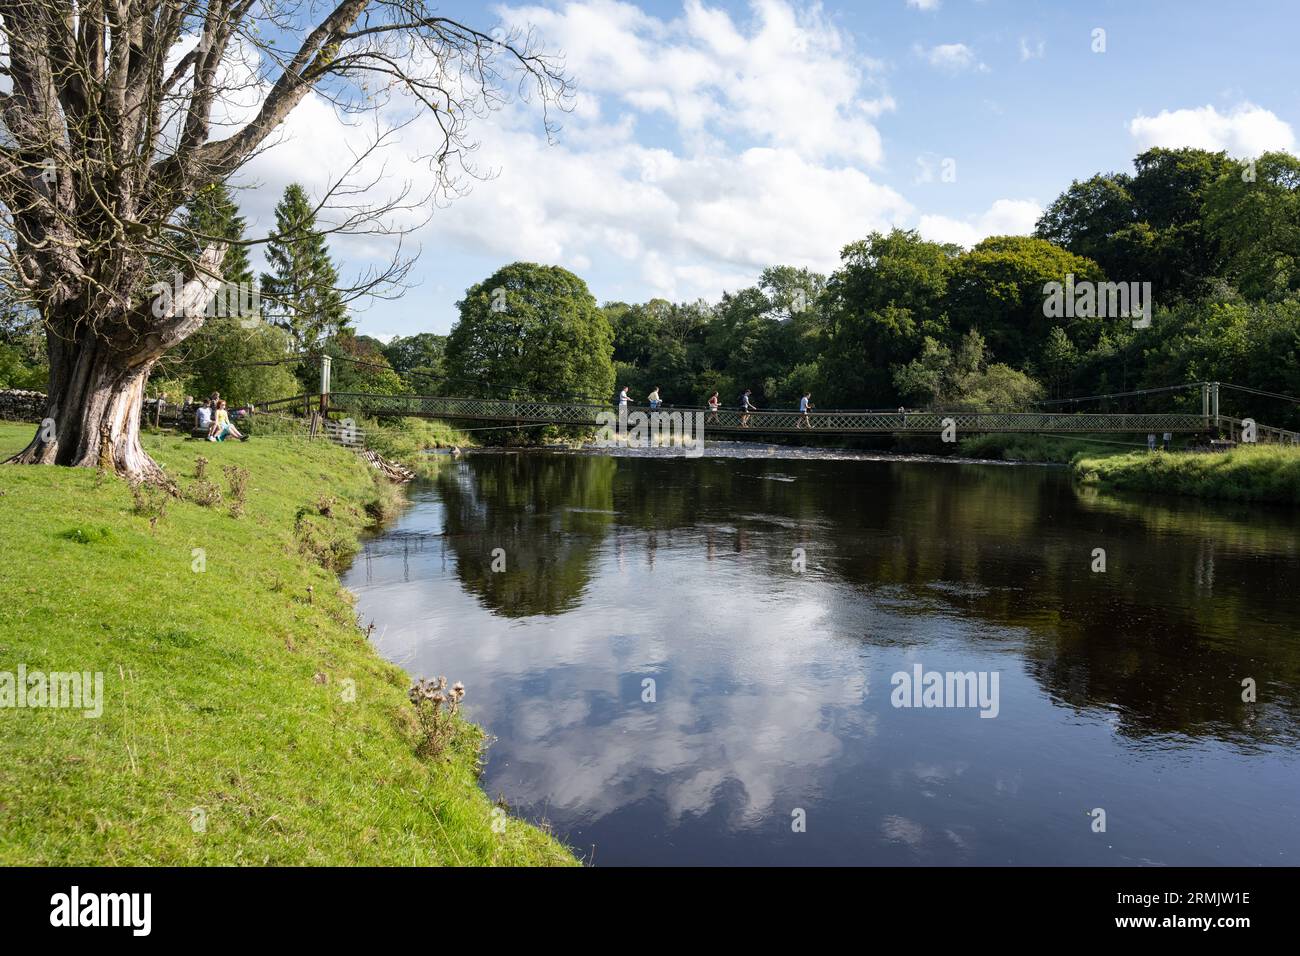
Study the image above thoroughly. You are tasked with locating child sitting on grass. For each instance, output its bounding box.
[208,400,248,442]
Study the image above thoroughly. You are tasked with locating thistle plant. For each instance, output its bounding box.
[223,464,250,518]
[408,676,466,758]
[129,480,169,528]
[187,479,222,507]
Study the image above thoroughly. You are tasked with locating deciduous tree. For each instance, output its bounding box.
[0,1,568,479]
[445,262,614,403]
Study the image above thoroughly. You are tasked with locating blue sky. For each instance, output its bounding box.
[233,0,1300,338]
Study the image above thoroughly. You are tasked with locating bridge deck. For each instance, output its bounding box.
[290,393,1241,436]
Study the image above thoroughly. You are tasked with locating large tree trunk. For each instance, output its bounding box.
[6,340,164,482]
[4,247,225,483]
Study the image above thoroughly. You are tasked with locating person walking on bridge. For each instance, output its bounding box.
[707,391,720,424]
[798,392,814,428]
[740,389,756,427]
[618,386,629,411]
[648,386,661,410]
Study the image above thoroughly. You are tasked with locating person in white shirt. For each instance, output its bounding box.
[798,393,814,428]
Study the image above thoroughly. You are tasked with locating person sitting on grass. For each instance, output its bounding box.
[195,399,213,435]
[208,400,248,442]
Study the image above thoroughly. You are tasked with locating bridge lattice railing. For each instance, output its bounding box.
[252,392,1300,442]
[323,393,1236,435]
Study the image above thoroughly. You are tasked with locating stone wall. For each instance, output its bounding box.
[0,389,189,425]
[0,389,45,421]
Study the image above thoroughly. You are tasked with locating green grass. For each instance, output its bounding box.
[1075,443,1300,504]
[956,432,1140,464]
[0,421,32,459]
[356,416,468,477]
[0,421,576,865]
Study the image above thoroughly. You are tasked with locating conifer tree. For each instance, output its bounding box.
[260,184,350,350]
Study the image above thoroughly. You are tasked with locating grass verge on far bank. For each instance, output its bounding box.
[955,432,1139,464]
[1074,444,1300,504]
[358,416,467,459]
[0,421,576,865]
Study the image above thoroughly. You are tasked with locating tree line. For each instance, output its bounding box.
[439,146,1300,429]
[5,146,1296,430]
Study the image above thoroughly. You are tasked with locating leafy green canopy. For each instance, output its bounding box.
[172,321,300,406]
[1202,151,1300,302]
[1035,147,1240,303]
[319,334,408,397]
[445,262,615,402]
[136,147,1300,429]
[383,332,447,386]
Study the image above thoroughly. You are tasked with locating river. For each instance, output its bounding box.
[341,448,1300,865]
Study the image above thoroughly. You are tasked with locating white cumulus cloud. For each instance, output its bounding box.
[230,0,914,309]
[916,198,1042,248]
[506,0,894,166]
[1128,103,1296,157]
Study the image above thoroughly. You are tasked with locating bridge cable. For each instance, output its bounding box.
[1216,383,1300,405]
[1030,383,1205,406]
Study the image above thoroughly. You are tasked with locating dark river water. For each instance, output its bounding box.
[342,449,1300,865]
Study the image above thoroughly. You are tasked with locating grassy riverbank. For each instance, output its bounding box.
[243,414,469,477]
[0,421,576,865]
[1075,444,1300,504]
[955,432,1139,464]
[357,416,467,461]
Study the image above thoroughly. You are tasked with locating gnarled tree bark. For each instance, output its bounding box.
[6,246,225,479]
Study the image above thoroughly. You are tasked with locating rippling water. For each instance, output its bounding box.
[342,449,1300,865]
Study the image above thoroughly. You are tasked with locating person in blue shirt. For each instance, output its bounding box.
[739,389,755,427]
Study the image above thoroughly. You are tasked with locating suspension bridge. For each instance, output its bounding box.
[247,359,1300,443]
